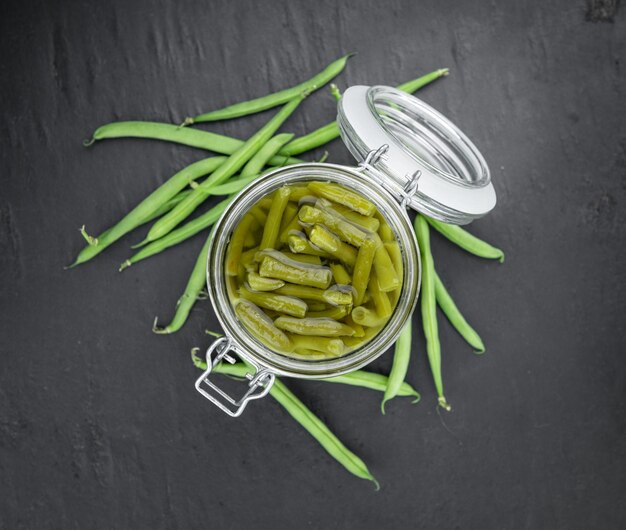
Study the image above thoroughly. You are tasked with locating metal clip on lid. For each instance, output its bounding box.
[195,337,275,417]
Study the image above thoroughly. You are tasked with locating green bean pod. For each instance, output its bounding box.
[153,234,211,334]
[414,215,450,411]
[308,182,376,216]
[329,263,352,285]
[351,306,387,328]
[70,156,227,267]
[372,235,400,292]
[309,224,357,269]
[226,214,256,276]
[381,320,414,414]
[274,284,353,306]
[298,205,368,247]
[287,234,332,258]
[351,238,378,305]
[271,377,379,486]
[274,316,356,337]
[259,254,332,289]
[235,300,293,351]
[240,133,294,178]
[278,252,322,265]
[192,352,418,400]
[186,54,353,124]
[426,217,504,262]
[324,201,380,231]
[305,305,351,319]
[84,120,303,166]
[290,335,345,356]
[280,68,449,156]
[435,271,485,353]
[368,272,393,319]
[260,187,292,250]
[193,355,381,486]
[120,197,232,271]
[145,96,307,243]
[239,285,308,318]
[247,271,284,291]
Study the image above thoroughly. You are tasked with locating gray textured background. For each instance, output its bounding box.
[1,0,625,528]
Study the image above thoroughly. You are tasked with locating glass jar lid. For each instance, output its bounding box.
[337,85,496,224]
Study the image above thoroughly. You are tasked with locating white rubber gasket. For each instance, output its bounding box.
[340,85,496,217]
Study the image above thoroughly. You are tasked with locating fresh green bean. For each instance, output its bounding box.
[185,54,353,124]
[240,133,294,178]
[381,320,414,414]
[270,378,378,487]
[143,189,193,223]
[119,197,232,271]
[70,156,227,267]
[211,359,379,487]
[191,351,418,400]
[153,233,211,334]
[202,174,258,196]
[414,215,450,411]
[280,68,449,156]
[84,121,304,166]
[192,355,383,485]
[330,83,342,102]
[323,370,419,401]
[85,191,193,248]
[396,68,449,93]
[145,96,307,244]
[434,271,485,354]
[426,217,504,262]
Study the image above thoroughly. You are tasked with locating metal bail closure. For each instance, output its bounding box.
[195,337,275,417]
[357,144,421,210]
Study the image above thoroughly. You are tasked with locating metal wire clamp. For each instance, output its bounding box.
[195,337,275,417]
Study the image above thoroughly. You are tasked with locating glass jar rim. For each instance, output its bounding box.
[206,163,420,378]
[337,85,496,224]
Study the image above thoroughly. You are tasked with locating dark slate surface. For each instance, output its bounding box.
[1,0,625,528]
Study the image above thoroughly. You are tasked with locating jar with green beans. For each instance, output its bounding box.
[205,164,420,381]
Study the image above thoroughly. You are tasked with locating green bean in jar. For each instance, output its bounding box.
[224,181,404,360]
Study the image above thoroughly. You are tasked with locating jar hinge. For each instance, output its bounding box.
[195,337,275,417]
[357,144,421,209]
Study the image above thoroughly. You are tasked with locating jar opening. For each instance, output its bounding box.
[366,86,490,188]
[207,164,420,378]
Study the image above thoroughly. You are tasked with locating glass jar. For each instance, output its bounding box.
[195,86,496,416]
